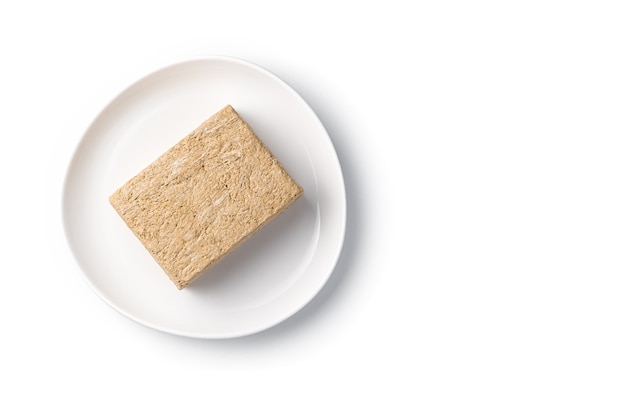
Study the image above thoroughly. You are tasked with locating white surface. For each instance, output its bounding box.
[63,57,345,338]
[2,1,626,394]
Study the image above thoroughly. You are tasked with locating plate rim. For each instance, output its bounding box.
[61,55,346,338]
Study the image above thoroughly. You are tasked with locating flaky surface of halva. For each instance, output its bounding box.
[109,105,303,289]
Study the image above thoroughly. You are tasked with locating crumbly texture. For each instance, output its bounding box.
[109,105,303,289]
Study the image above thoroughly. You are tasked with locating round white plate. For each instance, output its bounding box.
[62,56,346,338]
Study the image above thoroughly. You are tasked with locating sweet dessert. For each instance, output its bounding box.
[109,105,303,289]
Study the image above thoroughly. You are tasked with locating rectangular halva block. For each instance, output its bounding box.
[109,105,303,289]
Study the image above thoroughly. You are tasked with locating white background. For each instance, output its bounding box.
[2,1,626,394]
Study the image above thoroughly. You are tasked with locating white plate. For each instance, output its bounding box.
[62,57,346,338]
